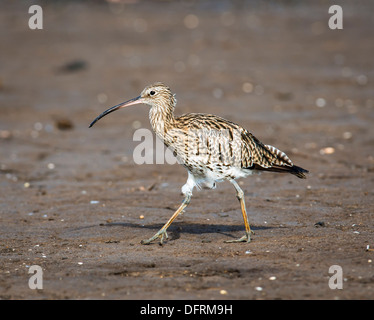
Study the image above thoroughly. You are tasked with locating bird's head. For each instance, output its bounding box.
[140,82,176,107]
[89,82,176,128]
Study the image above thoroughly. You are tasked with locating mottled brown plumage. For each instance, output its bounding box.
[90,82,308,245]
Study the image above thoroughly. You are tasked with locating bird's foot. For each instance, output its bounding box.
[141,229,169,245]
[224,230,254,243]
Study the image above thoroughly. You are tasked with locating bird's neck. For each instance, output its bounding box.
[149,102,176,140]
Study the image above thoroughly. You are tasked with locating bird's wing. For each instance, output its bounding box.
[174,113,308,178]
[240,128,294,168]
[175,113,292,166]
[240,128,310,178]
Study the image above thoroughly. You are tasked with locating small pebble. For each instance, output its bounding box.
[132,120,142,129]
[59,60,88,73]
[0,130,11,139]
[212,88,223,99]
[97,93,108,104]
[55,118,74,131]
[34,122,43,131]
[184,14,199,29]
[242,82,253,93]
[356,74,368,86]
[314,221,325,228]
[316,98,326,107]
[320,147,335,155]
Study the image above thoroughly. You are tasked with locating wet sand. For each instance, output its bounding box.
[0,0,373,299]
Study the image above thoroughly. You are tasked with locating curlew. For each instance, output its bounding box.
[89,83,308,245]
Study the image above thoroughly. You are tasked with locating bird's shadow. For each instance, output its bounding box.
[104,221,273,242]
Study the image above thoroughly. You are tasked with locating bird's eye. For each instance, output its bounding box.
[149,90,156,96]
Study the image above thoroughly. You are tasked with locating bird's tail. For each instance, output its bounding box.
[283,165,309,179]
[251,164,309,179]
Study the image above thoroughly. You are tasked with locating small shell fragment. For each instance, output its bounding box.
[320,147,335,155]
[315,98,326,107]
[47,163,55,170]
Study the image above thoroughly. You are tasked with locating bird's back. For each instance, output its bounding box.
[166,113,307,179]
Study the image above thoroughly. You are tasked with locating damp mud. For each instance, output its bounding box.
[0,1,373,299]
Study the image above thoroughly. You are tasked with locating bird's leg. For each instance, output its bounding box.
[224,180,254,243]
[141,194,191,245]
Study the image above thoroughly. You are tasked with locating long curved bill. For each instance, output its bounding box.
[89,95,143,128]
